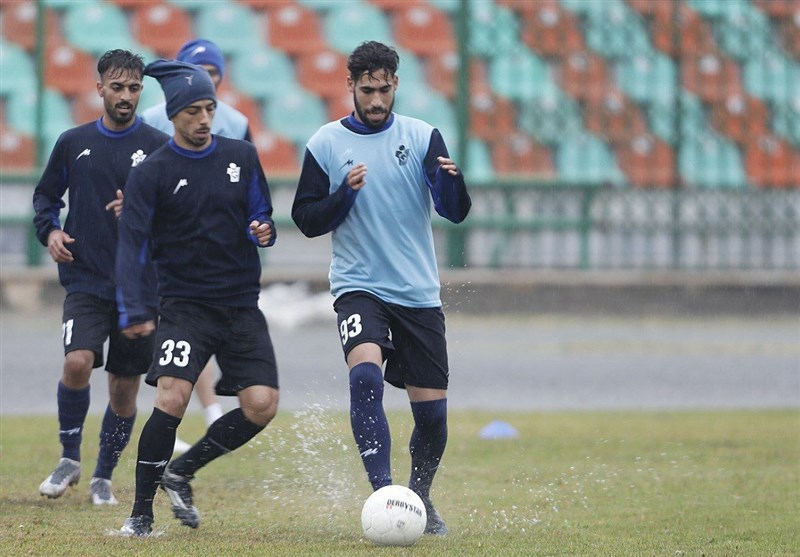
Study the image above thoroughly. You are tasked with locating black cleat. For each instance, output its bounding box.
[120,515,154,537]
[160,466,200,528]
[421,496,448,536]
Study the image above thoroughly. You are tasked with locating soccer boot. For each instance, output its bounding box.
[39,458,81,499]
[119,515,153,537]
[160,466,200,528]
[421,495,448,536]
[89,477,118,506]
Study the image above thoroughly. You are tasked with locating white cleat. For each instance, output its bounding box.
[39,458,81,499]
[89,477,118,505]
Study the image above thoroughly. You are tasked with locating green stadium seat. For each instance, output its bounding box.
[556,132,626,186]
[0,39,36,99]
[323,1,393,55]
[772,99,800,148]
[743,48,800,104]
[584,1,652,60]
[686,0,751,18]
[560,0,625,15]
[463,139,495,182]
[712,2,772,61]
[518,83,584,146]
[230,46,297,101]
[615,51,677,104]
[426,0,460,13]
[6,88,74,152]
[296,0,341,11]
[165,0,218,10]
[262,89,328,150]
[679,131,747,189]
[488,46,553,102]
[40,0,78,7]
[468,2,521,58]
[194,2,262,56]
[393,84,456,135]
[139,76,166,113]
[63,1,137,55]
[647,91,706,145]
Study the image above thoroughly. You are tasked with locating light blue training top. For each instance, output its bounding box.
[139,100,250,140]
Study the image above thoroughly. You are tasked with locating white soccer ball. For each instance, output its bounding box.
[361,485,427,546]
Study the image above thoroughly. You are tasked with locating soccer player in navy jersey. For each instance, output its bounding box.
[292,41,471,536]
[32,49,170,506]
[115,60,279,537]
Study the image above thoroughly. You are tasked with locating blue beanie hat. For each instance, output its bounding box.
[145,59,217,119]
[177,39,225,81]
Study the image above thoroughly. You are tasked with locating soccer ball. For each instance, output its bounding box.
[361,485,427,546]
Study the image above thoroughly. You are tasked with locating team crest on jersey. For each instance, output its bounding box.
[227,163,240,183]
[395,144,408,166]
[130,149,147,167]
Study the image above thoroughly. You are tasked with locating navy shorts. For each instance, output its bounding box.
[62,292,156,376]
[333,290,449,390]
[147,298,278,394]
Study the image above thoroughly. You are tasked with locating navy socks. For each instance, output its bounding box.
[93,404,136,480]
[349,362,392,490]
[408,398,448,499]
[57,382,90,461]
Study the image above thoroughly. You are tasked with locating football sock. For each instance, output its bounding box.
[170,408,265,478]
[57,382,90,461]
[93,404,136,480]
[132,408,180,519]
[408,398,448,499]
[349,362,392,491]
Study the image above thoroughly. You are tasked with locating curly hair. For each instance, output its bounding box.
[97,49,145,81]
[347,41,399,81]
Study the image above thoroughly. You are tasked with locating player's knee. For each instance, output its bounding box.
[240,386,279,427]
[62,350,94,386]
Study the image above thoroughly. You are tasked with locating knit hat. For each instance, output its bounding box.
[176,39,225,81]
[145,59,217,119]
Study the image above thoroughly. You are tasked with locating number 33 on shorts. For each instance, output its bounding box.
[158,338,191,367]
[339,313,363,345]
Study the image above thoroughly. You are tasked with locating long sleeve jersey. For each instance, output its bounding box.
[32,117,169,302]
[116,135,276,327]
[292,113,471,308]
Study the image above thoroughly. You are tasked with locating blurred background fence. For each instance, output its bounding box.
[1,0,798,270]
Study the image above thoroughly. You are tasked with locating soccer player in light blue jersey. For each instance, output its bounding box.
[292,41,471,537]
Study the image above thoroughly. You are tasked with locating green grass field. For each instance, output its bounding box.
[1,409,798,557]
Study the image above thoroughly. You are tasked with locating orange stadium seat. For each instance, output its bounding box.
[778,12,800,58]
[44,42,98,97]
[753,0,798,18]
[295,47,349,100]
[744,134,800,189]
[682,51,743,103]
[615,134,675,188]
[252,129,300,177]
[556,50,609,103]
[584,89,649,146]
[71,88,104,125]
[491,133,554,177]
[216,82,263,131]
[710,93,769,146]
[425,54,490,100]
[266,3,326,56]
[132,3,193,58]
[649,2,717,58]
[469,91,517,143]
[521,0,584,58]
[1,1,60,52]
[326,90,353,121]
[496,0,539,17]
[369,0,424,11]
[392,3,455,57]
[239,0,295,9]
[0,125,36,171]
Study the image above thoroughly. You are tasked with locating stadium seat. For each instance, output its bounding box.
[679,131,747,189]
[686,0,751,18]
[491,132,555,177]
[682,51,743,102]
[496,0,539,17]
[296,0,341,10]
[772,98,800,148]
[71,88,104,125]
[517,85,583,147]
[521,0,584,58]
[584,89,649,146]
[560,0,624,15]
[0,125,36,171]
[63,2,137,55]
[6,87,74,151]
[463,139,495,181]
[0,39,36,99]
[139,75,165,113]
[1,1,60,52]
[216,82,263,132]
[262,89,328,149]
[44,42,97,97]
[424,50,461,99]
[647,91,707,145]
[557,132,626,186]
[426,0,459,13]
[557,50,609,103]
[295,47,349,100]
[132,3,193,58]
[239,0,294,9]
[615,51,677,104]
[323,1,393,55]
[468,2,521,58]
[710,93,769,146]
[266,3,326,56]
[469,91,517,143]
[488,46,552,102]
[370,0,424,11]
[584,1,653,60]
[744,134,800,188]
[230,45,297,101]
[393,84,456,135]
[742,48,799,104]
[392,3,455,57]
[649,2,716,57]
[753,0,797,18]
[194,2,262,56]
[777,10,800,59]
[251,129,300,177]
[615,134,675,188]
[712,2,772,61]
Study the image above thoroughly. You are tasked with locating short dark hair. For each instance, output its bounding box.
[97,49,145,81]
[347,41,399,81]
